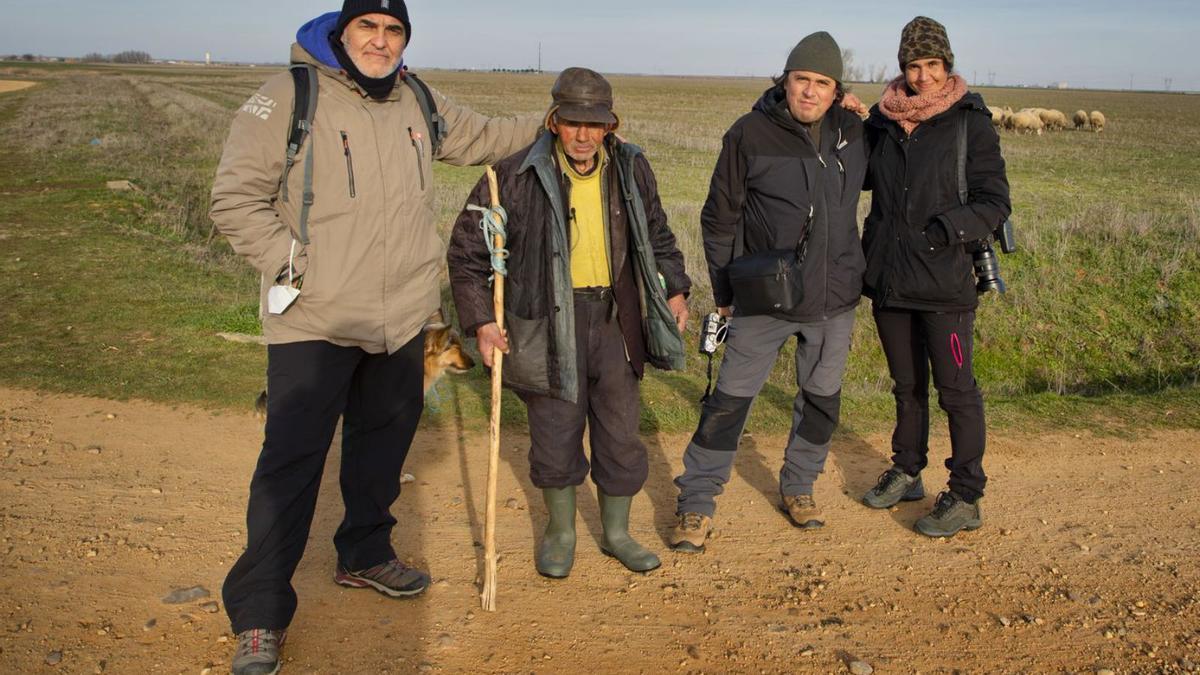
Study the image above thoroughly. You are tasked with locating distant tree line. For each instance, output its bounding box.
[841,48,892,84]
[82,51,153,64]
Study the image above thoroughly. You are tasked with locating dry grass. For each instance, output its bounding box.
[1,61,1197,429]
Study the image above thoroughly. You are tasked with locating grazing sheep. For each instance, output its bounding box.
[988,106,1005,127]
[1089,110,1106,132]
[1040,109,1069,131]
[1073,110,1089,129]
[1008,111,1044,135]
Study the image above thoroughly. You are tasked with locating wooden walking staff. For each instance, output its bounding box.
[481,166,506,611]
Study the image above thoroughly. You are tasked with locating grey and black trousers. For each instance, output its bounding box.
[674,309,855,518]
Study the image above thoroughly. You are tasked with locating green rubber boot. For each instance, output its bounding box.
[535,487,576,578]
[598,492,661,573]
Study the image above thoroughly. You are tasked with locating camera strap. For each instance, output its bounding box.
[701,353,716,403]
[956,111,969,207]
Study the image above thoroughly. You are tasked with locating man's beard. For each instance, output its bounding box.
[345,41,400,78]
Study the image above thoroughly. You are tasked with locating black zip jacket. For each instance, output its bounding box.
[861,91,1011,311]
[701,85,868,321]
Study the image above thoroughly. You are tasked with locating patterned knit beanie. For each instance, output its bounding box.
[898,16,953,71]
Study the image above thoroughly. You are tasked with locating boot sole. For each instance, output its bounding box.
[536,569,570,579]
[790,519,825,529]
[915,520,983,538]
[334,574,428,598]
[600,548,662,573]
[669,540,705,553]
[230,662,277,672]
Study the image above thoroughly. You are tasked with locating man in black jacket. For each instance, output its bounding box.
[448,68,690,577]
[670,32,869,551]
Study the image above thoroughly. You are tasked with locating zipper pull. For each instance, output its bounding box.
[340,131,350,156]
[817,153,827,168]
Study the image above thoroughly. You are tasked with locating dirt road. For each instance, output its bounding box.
[1,387,1197,674]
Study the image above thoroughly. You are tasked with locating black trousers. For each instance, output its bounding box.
[223,336,424,633]
[874,308,987,502]
[516,292,648,497]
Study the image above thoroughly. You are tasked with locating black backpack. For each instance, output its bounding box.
[279,64,448,244]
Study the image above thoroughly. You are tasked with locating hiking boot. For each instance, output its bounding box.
[915,491,983,538]
[669,512,712,553]
[782,494,824,529]
[232,628,285,675]
[334,559,430,597]
[862,467,925,509]
[598,492,661,573]
[536,486,577,578]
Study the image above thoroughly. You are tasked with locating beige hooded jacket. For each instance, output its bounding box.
[210,44,540,353]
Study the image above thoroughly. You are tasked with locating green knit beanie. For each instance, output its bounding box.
[783,31,843,83]
[898,16,954,71]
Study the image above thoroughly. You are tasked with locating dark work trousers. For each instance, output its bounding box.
[674,310,856,518]
[873,308,987,502]
[223,335,424,634]
[516,291,648,497]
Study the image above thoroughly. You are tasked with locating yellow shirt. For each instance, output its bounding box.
[557,142,612,288]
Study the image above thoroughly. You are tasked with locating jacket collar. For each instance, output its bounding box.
[519,133,642,176]
[290,42,408,102]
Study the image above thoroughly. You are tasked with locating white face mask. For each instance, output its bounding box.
[267,240,302,315]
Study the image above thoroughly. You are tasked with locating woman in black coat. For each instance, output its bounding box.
[859,16,1011,537]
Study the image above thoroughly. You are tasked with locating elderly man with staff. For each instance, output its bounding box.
[448,67,691,580]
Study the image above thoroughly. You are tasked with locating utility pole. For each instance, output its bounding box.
[987,70,996,86]
[1130,73,1134,90]
[537,42,542,73]
[1164,77,1173,91]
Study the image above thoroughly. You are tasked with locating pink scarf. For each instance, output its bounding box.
[878,74,968,135]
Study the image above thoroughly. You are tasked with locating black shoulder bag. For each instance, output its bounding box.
[724,205,813,316]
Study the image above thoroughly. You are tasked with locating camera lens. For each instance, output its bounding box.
[972,246,1007,294]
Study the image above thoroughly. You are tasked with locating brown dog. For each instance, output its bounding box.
[253,316,475,418]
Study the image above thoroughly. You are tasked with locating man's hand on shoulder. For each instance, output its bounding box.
[841,92,869,119]
[475,322,510,368]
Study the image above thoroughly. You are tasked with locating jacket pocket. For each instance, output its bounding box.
[501,313,551,393]
[339,131,356,198]
[895,228,973,304]
[408,127,426,192]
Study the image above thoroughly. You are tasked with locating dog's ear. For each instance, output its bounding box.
[424,325,451,354]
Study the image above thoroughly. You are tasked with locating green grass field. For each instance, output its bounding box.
[1,61,1197,435]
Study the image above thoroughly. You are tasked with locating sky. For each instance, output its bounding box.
[2,0,1198,91]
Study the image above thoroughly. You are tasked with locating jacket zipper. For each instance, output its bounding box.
[409,127,426,191]
[339,131,356,198]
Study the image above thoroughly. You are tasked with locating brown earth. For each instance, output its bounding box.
[0,81,37,94]
[0,387,1197,674]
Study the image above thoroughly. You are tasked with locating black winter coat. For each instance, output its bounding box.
[701,86,868,322]
[861,91,1011,312]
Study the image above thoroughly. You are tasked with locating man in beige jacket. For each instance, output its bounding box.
[209,2,539,672]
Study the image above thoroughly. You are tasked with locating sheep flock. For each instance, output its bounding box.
[987,106,1107,135]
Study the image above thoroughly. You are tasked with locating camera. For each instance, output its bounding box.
[699,312,728,355]
[971,218,1016,294]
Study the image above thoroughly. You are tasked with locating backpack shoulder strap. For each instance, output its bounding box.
[956,109,969,206]
[404,71,447,157]
[283,63,318,244]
